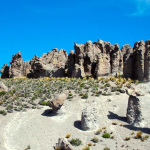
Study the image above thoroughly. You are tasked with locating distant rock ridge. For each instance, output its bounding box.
[1,39,150,81]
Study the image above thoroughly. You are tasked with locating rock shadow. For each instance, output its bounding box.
[123,125,150,134]
[107,111,127,122]
[74,120,84,131]
[41,109,59,117]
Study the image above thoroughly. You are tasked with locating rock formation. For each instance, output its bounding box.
[1,63,9,78]
[1,52,31,78]
[1,39,150,81]
[126,87,150,127]
[81,106,98,130]
[70,40,123,78]
[54,138,73,150]
[30,48,68,78]
[122,40,150,81]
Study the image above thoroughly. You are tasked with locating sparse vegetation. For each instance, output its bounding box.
[91,136,99,143]
[70,138,82,146]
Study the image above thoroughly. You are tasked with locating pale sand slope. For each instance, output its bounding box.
[0,88,150,150]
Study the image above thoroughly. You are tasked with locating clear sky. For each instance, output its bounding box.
[0,0,150,69]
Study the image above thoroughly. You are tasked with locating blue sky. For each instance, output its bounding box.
[0,0,150,69]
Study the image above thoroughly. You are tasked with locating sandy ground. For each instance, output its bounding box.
[0,86,150,150]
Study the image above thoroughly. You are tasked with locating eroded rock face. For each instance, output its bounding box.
[49,93,67,112]
[4,52,31,78]
[54,138,73,150]
[1,39,150,81]
[122,44,133,79]
[30,48,68,78]
[1,63,9,78]
[81,106,98,130]
[70,40,123,78]
[122,40,150,81]
[9,52,24,78]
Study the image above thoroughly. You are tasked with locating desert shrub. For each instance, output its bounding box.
[0,91,7,96]
[102,133,110,138]
[70,138,82,146]
[82,93,88,99]
[40,101,49,106]
[65,133,71,138]
[135,131,142,139]
[91,136,99,143]
[80,83,85,87]
[83,146,90,150]
[125,137,130,141]
[104,146,110,150]
[95,129,102,135]
[0,110,7,115]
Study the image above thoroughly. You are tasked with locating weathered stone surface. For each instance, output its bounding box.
[49,93,67,112]
[70,40,123,78]
[122,44,133,79]
[1,39,150,81]
[67,50,75,77]
[126,87,150,127]
[7,52,31,78]
[144,40,150,81]
[54,138,73,150]
[30,48,68,78]
[9,51,24,78]
[0,81,8,92]
[81,106,98,130]
[1,63,9,78]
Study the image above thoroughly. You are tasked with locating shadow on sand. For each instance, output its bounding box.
[108,111,150,134]
[123,125,150,134]
[107,111,127,122]
[74,120,84,131]
[41,109,58,117]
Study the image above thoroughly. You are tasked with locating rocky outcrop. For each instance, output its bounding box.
[121,45,133,79]
[122,40,150,81]
[1,52,31,78]
[1,63,9,78]
[9,51,24,78]
[30,48,68,78]
[1,39,150,81]
[69,40,123,78]
[81,106,98,130]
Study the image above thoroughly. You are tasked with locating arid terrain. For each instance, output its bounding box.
[0,77,150,150]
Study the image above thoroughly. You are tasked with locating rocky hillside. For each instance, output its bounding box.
[1,39,150,81]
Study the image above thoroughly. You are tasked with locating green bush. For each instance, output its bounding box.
[40,101,49,106]
[0,110,7,115]
[82,93,88,99]
[102,133,110,138]
[70,138,82,146]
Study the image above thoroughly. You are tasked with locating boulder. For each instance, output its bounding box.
[54,138,73,150]
[81,106,98,130]
[30,48,68,78]
[126,87,150,127]
[0,81,8,92]
[49,93,67,112]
